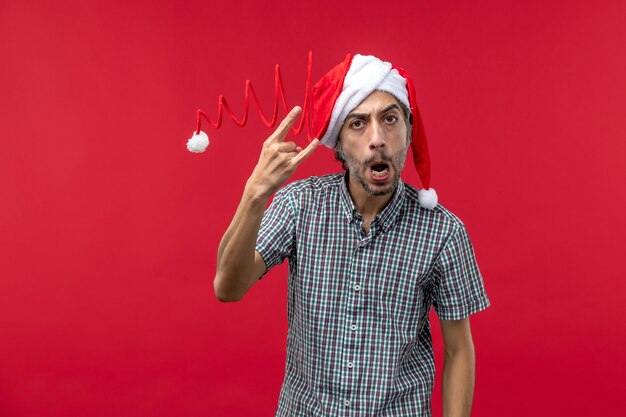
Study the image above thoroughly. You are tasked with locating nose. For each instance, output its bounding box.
[368,122,385,150]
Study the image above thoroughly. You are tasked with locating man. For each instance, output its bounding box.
[213,54,489,416]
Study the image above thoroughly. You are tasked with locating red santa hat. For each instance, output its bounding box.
[308,54,437,208]
[188,52,438,209]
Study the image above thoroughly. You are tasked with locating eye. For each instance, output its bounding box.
[384,114,398,124]
[350,119,365,129]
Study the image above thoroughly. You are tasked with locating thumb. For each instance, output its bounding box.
[290,139,320,166]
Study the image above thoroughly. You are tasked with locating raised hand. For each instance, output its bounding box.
[245,106,319,200]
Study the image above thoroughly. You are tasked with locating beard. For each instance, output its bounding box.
[335,141,408,196]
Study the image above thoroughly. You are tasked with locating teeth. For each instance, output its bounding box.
[371,168,389,178]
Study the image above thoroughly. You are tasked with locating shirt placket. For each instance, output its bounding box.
[339,216,376,415]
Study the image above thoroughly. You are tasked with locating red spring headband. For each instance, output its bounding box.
[195,51,316,141]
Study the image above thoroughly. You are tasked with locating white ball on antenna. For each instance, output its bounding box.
[187,131,209,153]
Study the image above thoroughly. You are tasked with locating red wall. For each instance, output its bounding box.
[1,1,625,415]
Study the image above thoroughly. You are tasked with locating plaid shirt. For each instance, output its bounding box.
[256,173,489,417]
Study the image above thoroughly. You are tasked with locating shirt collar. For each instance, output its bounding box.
[339,172,405,233]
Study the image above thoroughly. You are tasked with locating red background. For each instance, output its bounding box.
[1,0,625,416]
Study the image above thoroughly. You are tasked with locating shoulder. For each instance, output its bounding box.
[275,172,344,200]
[402,182,467,237]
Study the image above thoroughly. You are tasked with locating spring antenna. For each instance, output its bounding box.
[195,51,314,140]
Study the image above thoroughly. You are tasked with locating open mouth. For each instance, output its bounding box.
[370,162,390,179]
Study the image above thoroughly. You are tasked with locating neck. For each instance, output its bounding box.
[346,173,395,220]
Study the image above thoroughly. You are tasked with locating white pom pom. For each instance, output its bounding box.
[187,131,209,153]
[418,188,438,210]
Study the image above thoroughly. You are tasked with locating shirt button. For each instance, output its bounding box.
[354,284,361,291]
[350,325,357,331]
[347,361,354,368]
[344,400,351,407]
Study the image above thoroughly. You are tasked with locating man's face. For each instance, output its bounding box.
[336,91,410,196]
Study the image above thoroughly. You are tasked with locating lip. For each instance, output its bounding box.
[370,171,390,182]
[368,159,388,166]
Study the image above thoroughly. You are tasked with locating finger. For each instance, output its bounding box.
[275,141,298,152]
[270,106,302,143]
[283,151,301,160]
[290,139,319,166]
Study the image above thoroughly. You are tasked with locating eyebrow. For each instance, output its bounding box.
[345,103,402,121]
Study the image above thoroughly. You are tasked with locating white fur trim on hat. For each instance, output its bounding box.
[319,54,410,148]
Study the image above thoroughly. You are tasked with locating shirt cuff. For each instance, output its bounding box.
[436,295,491,320]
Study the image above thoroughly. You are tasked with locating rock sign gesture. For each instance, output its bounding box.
[246,106,320,201]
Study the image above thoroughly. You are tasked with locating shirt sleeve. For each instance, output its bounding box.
[255,187,296,278]
[432,224,490,320]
